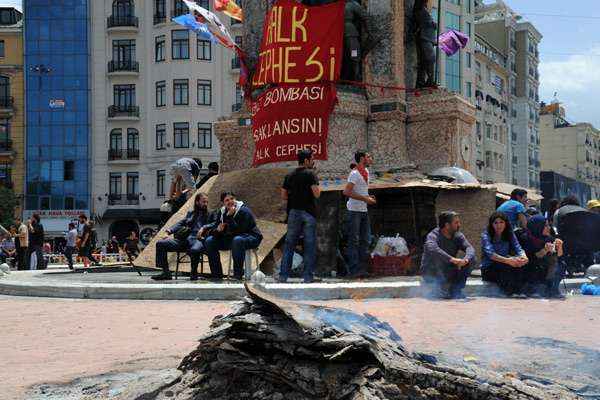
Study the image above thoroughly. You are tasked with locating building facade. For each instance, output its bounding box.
[23,0,91,235]
[539,103,600,198]
[0,8,24,217]
[475,0,541,189]
[90,0,240,242]
[473,33,510,183]
[432,0,476,103]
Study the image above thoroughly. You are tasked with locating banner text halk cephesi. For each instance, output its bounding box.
[251,0,344,88]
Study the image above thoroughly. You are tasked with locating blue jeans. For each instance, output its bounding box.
[345,211,371,275]
[205,234,262,279]
[156,236,205,275]
[280,209,317,282]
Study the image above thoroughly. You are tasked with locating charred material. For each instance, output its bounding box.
[149,284,579,400]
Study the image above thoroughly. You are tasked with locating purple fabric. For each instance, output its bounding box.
[438,29,470,57]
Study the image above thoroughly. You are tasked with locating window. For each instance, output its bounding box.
[157,170,166,197]
[156,124,166,150]
[110,173,122,196]
[127,128,139,151]
[0,118,10,145]
[0,76,9,100]
[113,0,135,18]
[40,197,50,210]
[466,22,472,37]
[110,129,122,150]
[155,35,165,62]
[493,126,498,141]
[235,83,243,106]
[113,84,135,107]
[156,81,166,107]
[154,0,166,23]
[173,0,188,17]
[112,39,135,64]
[197,79,212,105]
[127,172,139,196]
[0,41,4,58]
[446,0,460,4]
[174,122,189,148]
[466,82,472,98]
[466,52,471,69]
[173,79,189,105]
[485,124,491,139]
[172,30,189,60]
[444,12,461,93]
[64,161,74,181]
[198,123,212,149]
[197,38,212,60]
[65,197,75,210]
[485,151,491,168]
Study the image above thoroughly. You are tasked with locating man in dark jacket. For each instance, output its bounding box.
[203,192,263,281]
[421,211,476,299]
[152,193,211,281]
[28,213,45,270]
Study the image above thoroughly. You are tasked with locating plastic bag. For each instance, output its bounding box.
[372,235,409,257]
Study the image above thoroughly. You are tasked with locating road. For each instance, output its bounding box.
[1,295,599,399]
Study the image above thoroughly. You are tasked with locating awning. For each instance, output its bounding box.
[102,208,161,224]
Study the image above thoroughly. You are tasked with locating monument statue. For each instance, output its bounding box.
[342,0,370,82]
[414,0,437,88]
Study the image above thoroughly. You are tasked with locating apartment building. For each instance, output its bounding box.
[475,0,542,189]
[0,8,24,216]
[473,33,510,183]
[539,102,600,198]
[91,0,241,242]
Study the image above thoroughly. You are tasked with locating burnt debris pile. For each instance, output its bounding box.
[151,284,577,400]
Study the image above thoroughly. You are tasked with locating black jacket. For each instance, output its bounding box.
[203,201,262,241]
[170,209,211,238]
[29,222,44,247]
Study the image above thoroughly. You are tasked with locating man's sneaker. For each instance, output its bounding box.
[190,272,199,281]
[151,273,172,281]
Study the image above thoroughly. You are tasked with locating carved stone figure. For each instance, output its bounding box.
[342,0,370,82]
[414,0,437,88]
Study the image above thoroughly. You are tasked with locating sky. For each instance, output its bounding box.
[1,0,599,126]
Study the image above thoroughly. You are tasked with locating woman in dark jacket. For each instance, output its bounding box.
[520,215,566,298]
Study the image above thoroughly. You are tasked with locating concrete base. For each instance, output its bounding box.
[0,269,588,301]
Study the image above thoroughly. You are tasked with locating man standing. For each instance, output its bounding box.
[196,162,219,189]
[343,150,376,277]
[168,157,203,199]
[78,214,101,268]
[28,214,45,270]
[14,217,28,270]
[421,211,476,299]
[497,188,528,229]
[64,222,78,270]
[279,150,321,283]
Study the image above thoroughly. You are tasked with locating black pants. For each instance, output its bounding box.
[64,246,75,269]
[16,246,28,270]
[80,246,99,264]
[482,262,525,295]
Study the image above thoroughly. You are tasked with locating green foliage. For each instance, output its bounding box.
[0,186,18,228]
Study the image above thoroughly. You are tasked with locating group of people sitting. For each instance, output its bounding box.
[151,191,263,281]
[422,189,573,300]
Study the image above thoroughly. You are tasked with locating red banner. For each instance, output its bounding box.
[251,0,344,89]
[252,84,337,166]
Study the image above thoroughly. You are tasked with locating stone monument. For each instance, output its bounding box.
[216,0,475,177]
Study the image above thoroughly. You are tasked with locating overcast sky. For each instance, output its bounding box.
[1,0,599,127]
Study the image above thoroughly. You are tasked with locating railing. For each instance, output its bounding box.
[127,149,140,159]
[154,13,166,24]
[0,140,12,151]
[107,15,139,28]
[0,97,14,108]
[108,105,140,118]
[108,149,123,160]
[108,194,140,205]
[108,60,139,73]
[232,103,242,112]
[108,148,139,160]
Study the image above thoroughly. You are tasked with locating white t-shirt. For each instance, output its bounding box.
[346,169,370,212]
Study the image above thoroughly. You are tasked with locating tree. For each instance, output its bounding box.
[0,186,18,228]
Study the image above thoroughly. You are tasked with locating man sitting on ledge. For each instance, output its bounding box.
[421,211,476,299]
[152,193,211,281]
[202,192,263,281]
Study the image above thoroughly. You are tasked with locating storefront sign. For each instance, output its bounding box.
[251,83,336,166]
[49,99,65,109]
[23,210,88,219]
[251,0,344,88]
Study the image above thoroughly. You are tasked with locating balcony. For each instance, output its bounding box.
[0,96,14,111]
[107,15,139,31]
[108,105,140,120]
[232,103,242,113]
[108,148,140,161]
[108,60,139,74]
[108,194,140,206]
[153,13,166,25]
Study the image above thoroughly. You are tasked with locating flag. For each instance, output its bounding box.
[172,13,214,42]
[214,0,243,22]
[438,29,469,57]
[183,0,236,49]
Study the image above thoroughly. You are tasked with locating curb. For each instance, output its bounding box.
[0,273,589,301]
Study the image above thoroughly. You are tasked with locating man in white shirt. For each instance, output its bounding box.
[343,150,376,277]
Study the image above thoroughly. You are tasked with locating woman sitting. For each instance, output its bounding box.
[481,212,529,296]
[520,215,566,298]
